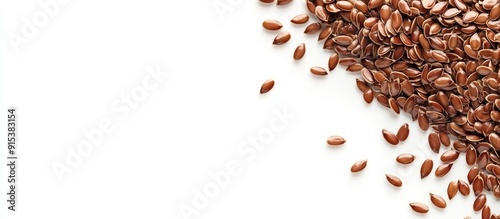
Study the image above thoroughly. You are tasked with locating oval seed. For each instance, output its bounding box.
[262,20,283,31]
[482,204,490,219]
[396,123,409,141]
[260,79,275,94]
[291,14,309,24]
[477,151,489,169]
[473,176,484,196]
[429,193,447,208]
[363,89,374,104]
[428,132,441,153]
[386,174,402,187]
[328,53,339,71]
[304,22,322,34]
[466,145,477,166]
[382,129,399,145]
[473,194,486,211]
[276,0,292,5]
[327,135,346,146]
[396,153,415,164]
[448,181,458,199]
[293,43,306,60]
[420,159,433,179]
[409,202,429,214]
[350,159,368,172]
[435,163,453,177]
[468,167,480,184]
[439,131,450,146]
[458,180,470,196]
[310,66,328,76]
[273,32,291,45]
[339,57,358,66]
[440,150,459,163]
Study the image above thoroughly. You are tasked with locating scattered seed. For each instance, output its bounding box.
[293,43,306,60]
[350,159,368,172]
[310,66,328,76]
[327,135,346,146]
[440,150,460,163]
[473,193,486,211]
[428,132,441,153]
[328,53,339,71]
[482,204,490,219]
[382,129,399,145]
[304,22,322,34]
[466,145,477,166]
[458,180,471,196]
[435,163,453,177]
[448,181,458,199]
[409,202,429,214]
[430,193,447,208]
[386,174,403,187]
[276,0,292,5]
[262,20,283,30]
[396,153,415,164]
[260,79,275,94]
[273,32,291,45]
[421,159,434,179]
[396,123,409,141]
[291,14,309,24]
[473,176,485,196]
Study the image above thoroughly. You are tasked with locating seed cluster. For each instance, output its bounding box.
[259,0,500,216]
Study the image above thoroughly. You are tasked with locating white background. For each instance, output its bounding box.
[0,0,497,218]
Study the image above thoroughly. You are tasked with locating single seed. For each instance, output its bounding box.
[448,181,458,199]
[310,66,328,76]
[468,167,480,184]
[382,129,399,145]
[396,153,415,164]
[440,150,459,163]
[293,43,306,60]
[350,159,368,172]
[396,123,409,141]
[439,131,450,146]
[473,176,484,196]
[273,32,291,45]
[477,151,489,169]
[259,0,274,3]
[473,194,486,211]
[276,0,292,5]
[327,135,346,146]
[328,53,339,71]
[260,79,275,94]
[458,180,470,196]
[482,204,490,219]
[466,145,477,166]
[339,57,357,66]
[304,23,321,34]
[429,193,447,208]
[409,202,429,214]
[262,20,283,31]
[291,14,309,24]
[363,89,374,104]
[435,163,453,177]
[421,159,433,179]
[386,174,402,187]
[428,132,441,153]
